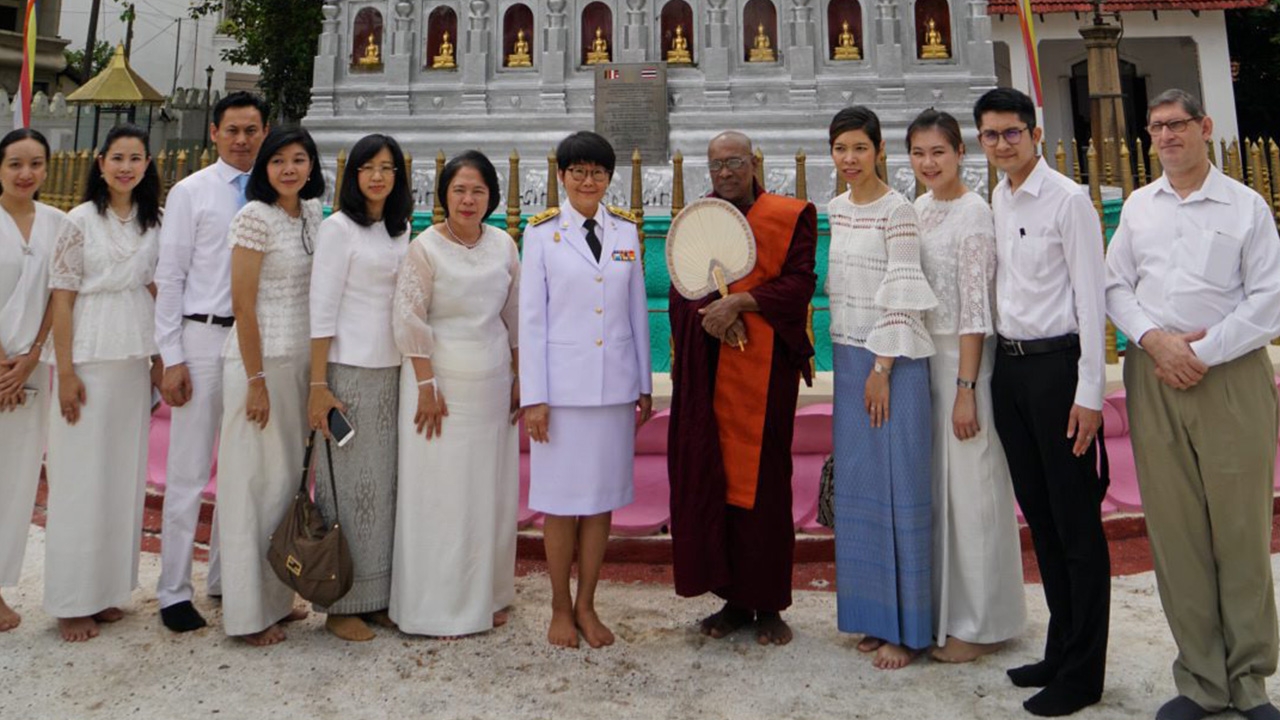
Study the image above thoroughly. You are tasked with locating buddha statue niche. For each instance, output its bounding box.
[748,23,775,63]
[667,24,692,65]
[431,30,456,69]
[358,31,382,67]
[507,29,532,67]
[833,20,861,61]
[920,18,950,59]
[586,27,610,65]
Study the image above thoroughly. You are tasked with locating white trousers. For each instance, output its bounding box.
[0,362,49,587]
[157,321,227,608]
[44,359,150,617]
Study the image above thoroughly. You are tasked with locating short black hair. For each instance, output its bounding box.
[245,126,326,205]
[83,124,162,232]
[555,131,616,176]
[0,128,50,198]
[828,106,883,149]
[340,134,414,236]
[213,91,270,127]
[906,108,964,152]
[437,150,502,221]
[973,87,1037,130]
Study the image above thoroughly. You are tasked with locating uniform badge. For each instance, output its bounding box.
[612,249,636,262]
[553,231,561,243]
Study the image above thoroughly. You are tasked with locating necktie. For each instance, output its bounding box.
[235,173,250,209]
[583,218,602,262]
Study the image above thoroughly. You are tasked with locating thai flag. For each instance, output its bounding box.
[604,69,621,80]
[640,67,658,80]
[14,0,36,129]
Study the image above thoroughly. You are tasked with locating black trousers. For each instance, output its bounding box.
[992,345,1110,699]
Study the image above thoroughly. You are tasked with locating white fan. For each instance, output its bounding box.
[666,197,757,302]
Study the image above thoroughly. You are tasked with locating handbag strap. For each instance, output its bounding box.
[301,431,341,525]
[322,433,340,525]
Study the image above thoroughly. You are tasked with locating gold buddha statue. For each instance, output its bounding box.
[920,18,949,59]
[358,31,382,67]
[586,27,610,64]
[748,23,775,63]
[833,20,861,60]
[508,28,532,67]
[431,30,456,69]
[667,24,692,64]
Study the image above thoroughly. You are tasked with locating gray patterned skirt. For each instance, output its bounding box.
[312,363,399,614]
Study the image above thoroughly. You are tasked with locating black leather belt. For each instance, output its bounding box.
[184,313,235,327]
[997,333,1080,356]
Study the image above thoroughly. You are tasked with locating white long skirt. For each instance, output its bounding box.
[216,354,308,636]
[44,359,149,617]
[929,333,1026,645]
[390,359,518,636]
[0,362,49,587]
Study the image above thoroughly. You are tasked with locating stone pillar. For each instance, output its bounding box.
[702,0,732,108]
[618,0,650,63]
[540,0,570,113]
[462,0,492,111]
[1080,20,1128,179]
[875,0,906,104]
[309,1,342,117]
[786,0,817,108]
[965,0,995,82]
[385,1,414,115]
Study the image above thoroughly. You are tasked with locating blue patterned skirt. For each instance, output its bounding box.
[833,343,933,649]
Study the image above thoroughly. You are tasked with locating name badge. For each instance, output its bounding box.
[612,250,636,262]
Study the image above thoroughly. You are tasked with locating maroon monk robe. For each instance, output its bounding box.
[667,190,817,612]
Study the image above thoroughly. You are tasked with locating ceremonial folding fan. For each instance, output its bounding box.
[665,197,756,302]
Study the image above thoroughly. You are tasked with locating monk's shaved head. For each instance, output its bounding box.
[708,131,758,209]
[708,131,753,156]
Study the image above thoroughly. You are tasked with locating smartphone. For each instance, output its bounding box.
[327,407,356,447]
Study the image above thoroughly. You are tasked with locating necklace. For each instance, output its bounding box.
[443,217,481,248]
[110,204,138,224]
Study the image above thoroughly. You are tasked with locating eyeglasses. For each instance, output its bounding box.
[566,166,610,183]
[1146,117,1202,136]
[357,164,398,177]
[979,127,1030,147]
[708,157,750,173]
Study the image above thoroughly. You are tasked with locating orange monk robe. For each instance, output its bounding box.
[667,186,817,612]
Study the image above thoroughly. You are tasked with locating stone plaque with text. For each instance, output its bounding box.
[594,63,669,162]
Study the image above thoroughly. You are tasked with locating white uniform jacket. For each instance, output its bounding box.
[519,204,652,408]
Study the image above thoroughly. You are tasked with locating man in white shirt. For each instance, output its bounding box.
[1105,89,1280,720]
[154,92,269,632]
[975,87,1111,717]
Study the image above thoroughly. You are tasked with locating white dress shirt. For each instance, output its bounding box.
[1105,165,1280,367]
[992,158,1107,411]
[310,211,410,368]
[153,159,248,366]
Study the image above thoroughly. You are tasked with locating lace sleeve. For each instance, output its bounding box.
[392,239,436,358]
[49,216,86,291]
[956,205,996,336]
[228,203,271,252]
[873,201,938,312]
[500,234,520,349]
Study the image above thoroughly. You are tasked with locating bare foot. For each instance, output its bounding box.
[326,614,375,642]
[93,607,124,623]
[547,608,579,648]
[493,609,510,628]
[873,642,918,670]
[242,624,286,646]
[755,611,793,646]
[575,607,615,648]
[58,616,100,642]
[699,603,753,639]
[364,610,397,629]
[931,637,1003,663]
[279,607,308,624]
[0,596,20,632]
[857,635,885,653]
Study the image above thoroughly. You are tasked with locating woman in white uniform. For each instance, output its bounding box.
[217,127,325,646]
[0,129,63,633]
[390,150,520,637]
[45,124,162,641]
[520,131,652,649]
[908,109,1025,662]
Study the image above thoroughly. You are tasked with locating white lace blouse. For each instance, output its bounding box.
[916,191,997,337]
[49,202,159,362]
[393,224,519,372]
[223,199,321,360]
[827,189,938,359]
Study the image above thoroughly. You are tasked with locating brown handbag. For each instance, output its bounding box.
[266,432,353,607]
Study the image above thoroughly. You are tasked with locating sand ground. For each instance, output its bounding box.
[0,524,1271,720]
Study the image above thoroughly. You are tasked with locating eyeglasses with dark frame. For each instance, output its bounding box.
[1146,117,1202,136]
[708,156,751,173]
[978,127,1030,147]
[566,166,610,183]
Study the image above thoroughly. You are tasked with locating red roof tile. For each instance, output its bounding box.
[987,0,1266,15]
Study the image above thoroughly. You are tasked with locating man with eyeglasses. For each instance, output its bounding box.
[974,87,1110,717]
[1106,89,1280,720]
[153,92,270,633]
[667,130,817,646]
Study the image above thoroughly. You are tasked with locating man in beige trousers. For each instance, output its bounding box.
[1106,88,1280,720]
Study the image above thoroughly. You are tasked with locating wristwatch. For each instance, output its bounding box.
[873,362,890,376]
[956,377,977,390]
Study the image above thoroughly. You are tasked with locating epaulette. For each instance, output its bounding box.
[606,206,640,224]
[527,207,560,226]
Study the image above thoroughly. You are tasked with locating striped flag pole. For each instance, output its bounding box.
[1014,0,1046,126]
[14,0,37,130]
